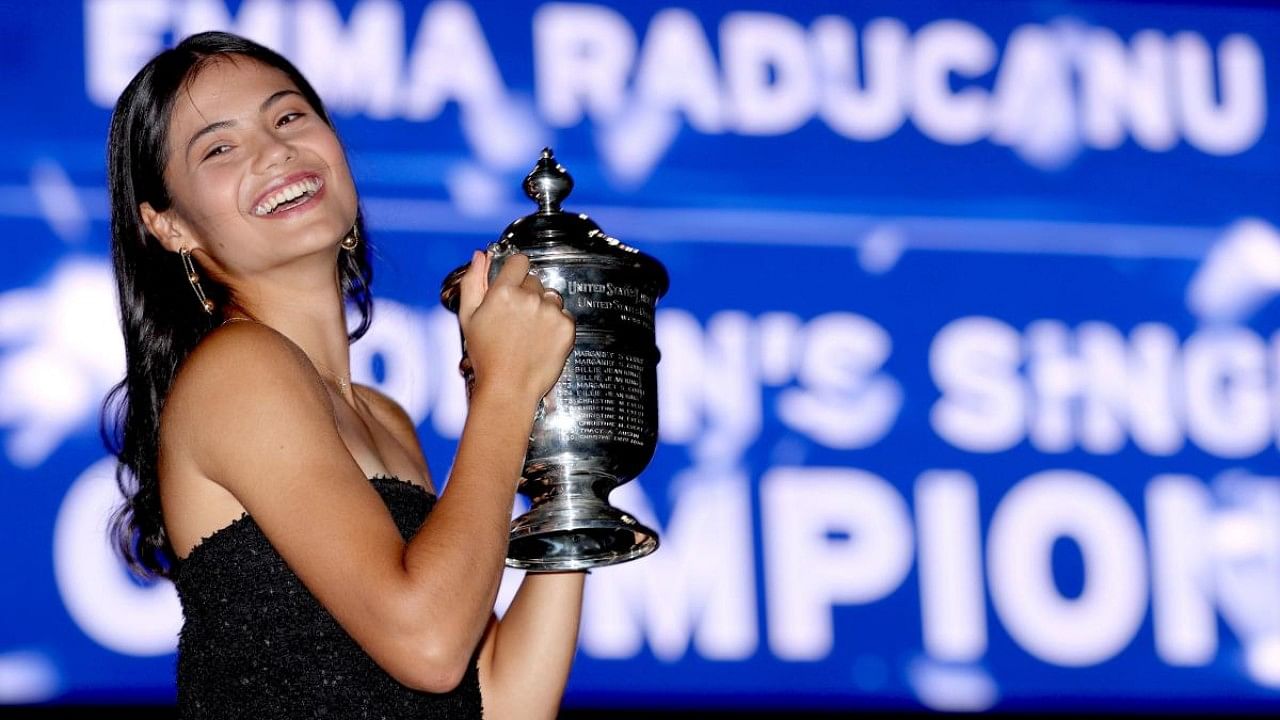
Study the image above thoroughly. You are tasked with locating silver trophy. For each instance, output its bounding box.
[440,149,667,572]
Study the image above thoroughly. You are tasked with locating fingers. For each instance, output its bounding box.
[521,269,546,295]
[543,288,574,324]
[510,257,565,311]
[491,252,530,287]
[456,250,488,327]
[542,288,564,309]
[523,272,570,315]
[473,251,569,318]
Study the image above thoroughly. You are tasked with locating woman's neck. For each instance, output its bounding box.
[224,262,354,400]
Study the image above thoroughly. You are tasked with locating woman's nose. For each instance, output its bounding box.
[252,133,294,173]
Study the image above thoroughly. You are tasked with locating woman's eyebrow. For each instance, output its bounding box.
[258,88,303,114]
[184,119,234,161]
[183,88,305,161]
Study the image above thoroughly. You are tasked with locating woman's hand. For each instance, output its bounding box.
[455,250,575,408]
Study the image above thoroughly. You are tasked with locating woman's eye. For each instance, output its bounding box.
[277,112,305,127]
[203,144,231,160]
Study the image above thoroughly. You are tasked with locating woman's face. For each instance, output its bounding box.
[142,55,357,283]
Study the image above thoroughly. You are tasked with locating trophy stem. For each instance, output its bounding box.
[508,472,659,572]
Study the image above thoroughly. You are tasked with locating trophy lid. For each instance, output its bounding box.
[441,148,669,312]
[524,147,573,214]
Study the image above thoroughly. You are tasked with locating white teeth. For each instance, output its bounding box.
[254,177,322,216]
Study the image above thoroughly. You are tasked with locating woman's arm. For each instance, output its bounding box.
[477,572,587,720]
[163,254,573,693]
[359,379,587,717]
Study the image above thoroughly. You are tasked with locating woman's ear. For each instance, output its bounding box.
[139,201,186,253]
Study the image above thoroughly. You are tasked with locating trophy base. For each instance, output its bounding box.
[506,483,659,572]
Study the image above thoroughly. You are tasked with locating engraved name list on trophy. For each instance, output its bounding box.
[567,347,647,448]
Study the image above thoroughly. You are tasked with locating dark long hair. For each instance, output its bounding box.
[101,31,374,579]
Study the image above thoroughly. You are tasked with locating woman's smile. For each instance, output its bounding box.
[252,172,327,218]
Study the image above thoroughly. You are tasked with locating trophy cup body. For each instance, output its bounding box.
[440,149,667,571]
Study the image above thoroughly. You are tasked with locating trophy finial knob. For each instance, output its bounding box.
[524,147,574,214]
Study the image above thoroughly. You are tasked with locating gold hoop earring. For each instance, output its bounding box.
[340,224,360,252]
[180,247,214,315]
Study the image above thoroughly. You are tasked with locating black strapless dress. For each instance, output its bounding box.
[171,475,484,719]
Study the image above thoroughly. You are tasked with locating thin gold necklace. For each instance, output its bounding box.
[220,315,351,393]
[309,356,352,394]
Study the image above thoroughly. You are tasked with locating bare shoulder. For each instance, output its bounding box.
[161,321,333,482]
[171,320,320,400]
[167,321,317,402]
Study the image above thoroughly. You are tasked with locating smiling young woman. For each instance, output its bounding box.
[101,31,583,719]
